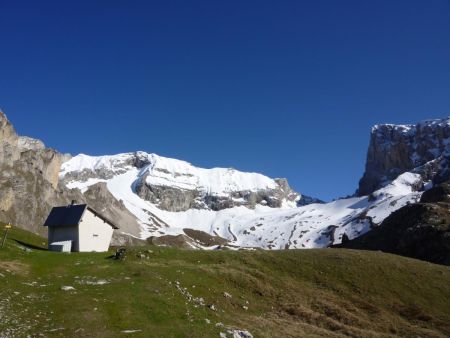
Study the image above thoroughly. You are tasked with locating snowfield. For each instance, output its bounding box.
[60,152,424,249]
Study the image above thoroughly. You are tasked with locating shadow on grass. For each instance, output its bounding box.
[13,239,48,251]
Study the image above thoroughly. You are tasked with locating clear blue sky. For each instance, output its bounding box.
[1,1,450,201]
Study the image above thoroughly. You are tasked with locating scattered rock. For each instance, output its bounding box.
[111,248,127,260]
[76,278,110,286]
[227,329,253,338]
[208,304,217,311]
[60,286,75,291]
[223,292,232,299]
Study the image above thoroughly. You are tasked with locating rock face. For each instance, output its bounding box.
[60,150,424,249]
[135,175,300,212]
[82,182,143,242]
[1,110,315,246]
[0,111,81,234]
[337,181,450,266]
[5,109,448,252]
[0,111,141,241]
[60,151,304,212]
[0,112,20,165]
[358,118,450,196]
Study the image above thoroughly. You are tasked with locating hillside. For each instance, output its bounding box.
[336,181,450,265]
[1,227,449,337]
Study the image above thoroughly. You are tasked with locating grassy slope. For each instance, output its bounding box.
[0,226,449,338]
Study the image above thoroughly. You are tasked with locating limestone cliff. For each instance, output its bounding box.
[0,111,141,241]
[358,118,450,196]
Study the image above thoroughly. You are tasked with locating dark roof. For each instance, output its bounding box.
[43,204,87,227]
[43,204,119,229]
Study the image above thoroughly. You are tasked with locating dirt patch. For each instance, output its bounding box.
[0,261,29,275]
[183,228,229,246]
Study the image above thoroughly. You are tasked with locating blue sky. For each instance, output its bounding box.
[1,0,450,201]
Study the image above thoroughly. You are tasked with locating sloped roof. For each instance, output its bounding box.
[86,206,119,229]
[43,204,87,227]
[43,204,119,229]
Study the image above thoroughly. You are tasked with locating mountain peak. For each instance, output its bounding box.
[60,151,303,212]
[359,117,450,196]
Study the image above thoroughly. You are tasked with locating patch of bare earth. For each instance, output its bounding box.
[0,260,29,275]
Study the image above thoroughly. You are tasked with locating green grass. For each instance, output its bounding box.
[0,226,449,337]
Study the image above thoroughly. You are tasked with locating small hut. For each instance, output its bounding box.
[43,201,118,252]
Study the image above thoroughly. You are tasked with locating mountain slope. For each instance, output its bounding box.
[1,227,449,337]
[0,111,144,244]
[60,152,302,211]
[61,119,450,249]
[2,109,450,252]
[336,181,450,265]
[60,153,423,249]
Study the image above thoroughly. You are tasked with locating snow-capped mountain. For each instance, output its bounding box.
[59,151,424,249]
[2,108,447,249]
[61,118,450,249]
[60,152,302,210]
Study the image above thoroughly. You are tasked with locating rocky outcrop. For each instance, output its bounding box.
[135,179,202,211]
[135,175,301,212]
[0,111,141,239]
[0,112,20,165]
[0,111,76,233]
[61,151,304,213]
[83,182,142,240]
[147,228,230,249]
[358,119,450,196]
[337,181,450,265]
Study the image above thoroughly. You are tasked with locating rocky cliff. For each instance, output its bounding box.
[0,111,142,242]
[3,110,449,252]
[337,181,450,265]
[358,118,450,196]
[0,111,78,233]
[1,110,315,247]
[60,151,304,212]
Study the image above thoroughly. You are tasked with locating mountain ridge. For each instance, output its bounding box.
[1,109,449,252]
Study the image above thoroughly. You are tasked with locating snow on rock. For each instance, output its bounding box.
[61,152,277,195]
[60,151,302,213]
[59,149,425,249]
[143,153,278,196]
[359,117,450,196]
